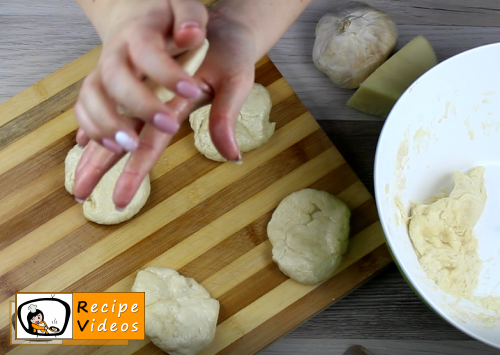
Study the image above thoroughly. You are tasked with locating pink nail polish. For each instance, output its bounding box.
[176,80,201,99]
[230,152,243,164]
[180,20,201,30]
[153,113,180,134]
[102,138,123,154]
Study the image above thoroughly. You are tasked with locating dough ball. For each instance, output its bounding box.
[132,267,219,355]
[267,189,351,284]
[64,145,150,225]
[189,83,275,162]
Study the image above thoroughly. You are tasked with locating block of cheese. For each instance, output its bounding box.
[347,35,438,118]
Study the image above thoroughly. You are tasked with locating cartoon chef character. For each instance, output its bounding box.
[27,304,48,334]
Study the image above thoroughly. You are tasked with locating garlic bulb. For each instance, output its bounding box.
[312,2,398,89]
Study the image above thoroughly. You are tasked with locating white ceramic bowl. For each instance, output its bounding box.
[374,43,500,349]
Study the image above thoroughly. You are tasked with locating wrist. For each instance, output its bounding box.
[209,3,262,61]
[77,0,168,44]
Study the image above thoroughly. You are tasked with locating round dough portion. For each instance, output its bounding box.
[267,189,351,284]
[189,83,275,162]
[132,267,220,355]
[64,145,150,225]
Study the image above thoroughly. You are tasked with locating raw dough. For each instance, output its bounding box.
[65,145,150,225]
[267,189,351,284]
[132,267,219,355]
[409,166,486,298]
[189,83,275,162]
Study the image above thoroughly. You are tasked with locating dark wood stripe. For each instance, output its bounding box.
[0,327,13,355]
[62,128,330,293]
[350,198,380,237]
[131,342,164,355]
[271,93,308,130]
[217,263,288,324]
[255,59,284,88]
[0,186,75,249]
[0,79,83,150]
[0,132,74,200]
[50,345,101,355]
[0,153,219,302]
[179,211,272,282]
[218,244,392,355]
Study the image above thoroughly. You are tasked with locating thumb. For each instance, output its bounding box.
[208,73,254,162]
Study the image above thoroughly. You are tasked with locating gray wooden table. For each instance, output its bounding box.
[1,1,500,354]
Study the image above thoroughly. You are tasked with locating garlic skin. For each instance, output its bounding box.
[312,2,398,89]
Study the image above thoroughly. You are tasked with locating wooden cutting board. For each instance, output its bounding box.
[0,45,392,354]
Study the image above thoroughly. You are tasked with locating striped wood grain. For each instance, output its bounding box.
[0,51,391,354]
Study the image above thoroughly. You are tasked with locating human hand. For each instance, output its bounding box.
[73,11,258,209]
[74,0,209,154]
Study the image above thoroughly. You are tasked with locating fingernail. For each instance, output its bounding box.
[180,20,200,30]
[115,206,125,212]
[153,113,180,134]
[102,138,123,154]
[115,131,138,152]
[230,152,243,165]
[176,80,201,99]
[75,198,85,203]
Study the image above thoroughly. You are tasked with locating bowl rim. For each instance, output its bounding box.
[373,41,500,350]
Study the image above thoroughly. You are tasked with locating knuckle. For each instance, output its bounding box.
[100,58,120,85]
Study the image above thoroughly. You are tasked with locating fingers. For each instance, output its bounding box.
[99,48,182,134]
[73,141,124,202]
[111,85,213,208]
[113,124,173,208]
[171,0,208,48]
[76,128,90,148]
[208,71,255,162]
[76,71,140,153]
[128,29,202,102]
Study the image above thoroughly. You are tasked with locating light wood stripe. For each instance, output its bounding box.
[2,53,388,355]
